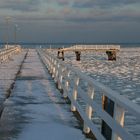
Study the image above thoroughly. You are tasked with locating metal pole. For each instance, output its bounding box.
[5,16,10,49]
[14,24,18,46]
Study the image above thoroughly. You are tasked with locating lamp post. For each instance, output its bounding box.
[14,24,18,46]
[5,16,11,49]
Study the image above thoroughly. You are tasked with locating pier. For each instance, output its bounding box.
[57,45,120,61]
[0,46,140,140]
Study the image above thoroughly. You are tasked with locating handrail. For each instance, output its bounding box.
[0,46,21,63]
[60,45,120,52]
[38,49,140,140]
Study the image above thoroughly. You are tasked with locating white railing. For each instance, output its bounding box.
[38,49,140,140]
[61,45,120,52]
[0,46,21,63]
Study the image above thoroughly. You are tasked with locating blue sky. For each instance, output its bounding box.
[0,0,140,43]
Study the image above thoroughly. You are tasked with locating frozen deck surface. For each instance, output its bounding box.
[0,49,88,140]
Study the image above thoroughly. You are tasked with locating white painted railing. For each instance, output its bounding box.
[38,49,140,140]
[0,46,21,63]
[61,45,120,52]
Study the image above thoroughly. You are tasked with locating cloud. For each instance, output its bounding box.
[56,0,70,6]
[72,0,139,9]
[0,0,40,12]
[0,0,140,43]
[0,0,139,23]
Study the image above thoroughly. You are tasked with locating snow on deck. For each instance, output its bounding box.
[0,51,26,104]
[0,49,88,140]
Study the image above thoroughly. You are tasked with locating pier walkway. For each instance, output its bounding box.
[0,49,87,140]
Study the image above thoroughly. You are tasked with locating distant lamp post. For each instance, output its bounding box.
[5,16,11,49]
[14,24,19,46]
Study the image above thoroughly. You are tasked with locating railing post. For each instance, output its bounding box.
[71,77,79,111]
[50,58,54,74]
[49,57,52,73]
[102,95,114,140]
[1,52,3,61]
[63,70,70,98]
[5,51,6,61]
[54,63,59,83]
[47,57,51,72]
[58,67,63,90]
[52,60,56,78]
[112,104,125,140]
[0,52,1,62]
[83,85,94,134]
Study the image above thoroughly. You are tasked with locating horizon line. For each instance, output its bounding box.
[0,42,140,45]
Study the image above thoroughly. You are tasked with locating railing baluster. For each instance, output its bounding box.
[83,85,94,134]
[54,62,59,82]
[71,76,79,112]
[102,95,114,140]
[112,104,125,140]
[52,60,56,78]
[50,58,53,74]
[58,66,63,90]
[63,69,70,98]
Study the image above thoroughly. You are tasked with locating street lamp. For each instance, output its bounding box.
[14,24,20,46]
[5,16,11,49]
[14,24,18,46]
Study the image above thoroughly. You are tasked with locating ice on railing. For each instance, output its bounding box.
[61,45,120,51]
[0,45,22,62]
[71,45,120,50]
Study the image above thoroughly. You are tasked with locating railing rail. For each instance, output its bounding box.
[38,49,140,140]
[0,46,21,62]
[60,45,120,52]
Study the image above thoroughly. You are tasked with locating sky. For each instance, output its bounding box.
[0,0,140,43]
